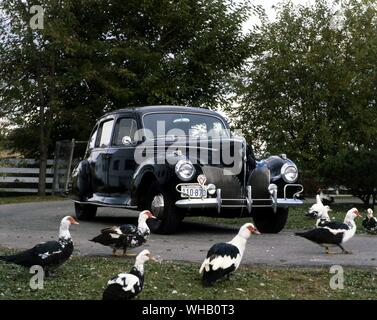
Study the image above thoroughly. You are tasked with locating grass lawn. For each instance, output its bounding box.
[0,195,66,205]
[0,247,376,300]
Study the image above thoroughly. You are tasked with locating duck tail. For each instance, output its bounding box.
[294,232,306,237]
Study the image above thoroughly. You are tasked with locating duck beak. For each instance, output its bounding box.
[355,211,362,218]
[70,217,79,225]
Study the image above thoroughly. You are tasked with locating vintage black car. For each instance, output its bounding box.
[70,105,303,234]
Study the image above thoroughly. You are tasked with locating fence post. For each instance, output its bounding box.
[52,142,60,195]
[65,139,75,193]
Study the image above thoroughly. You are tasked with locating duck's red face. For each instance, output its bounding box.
[247,224,260,234]
[144,210,157,219]
[353,210,362,218]
[68,216,79,225]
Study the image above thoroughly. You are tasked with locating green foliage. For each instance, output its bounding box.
[0,0,254,157]
[321,147,377,204]
[229,0,377,178]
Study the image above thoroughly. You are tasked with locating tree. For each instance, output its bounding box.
[321,147,377,206]
[0,0,254,195]
[228,0,377,180]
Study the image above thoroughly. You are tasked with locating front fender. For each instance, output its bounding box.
[263,155,297,182]
[70,159,92,200]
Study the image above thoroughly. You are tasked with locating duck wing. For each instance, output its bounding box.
[0,241,70,268]
[119,224,137,234]
[318,221,350,234]
[102,273,142,300]
[90,227,126,246]
[295,228,343,244]
[200,242,240,273]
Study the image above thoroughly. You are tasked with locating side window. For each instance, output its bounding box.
[113,118,138,146]
[96,119,114,148]
[88,125,98,150]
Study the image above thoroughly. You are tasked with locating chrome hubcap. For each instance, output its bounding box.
[151,194,164,218]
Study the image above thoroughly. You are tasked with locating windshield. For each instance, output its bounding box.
[143,112,229,139]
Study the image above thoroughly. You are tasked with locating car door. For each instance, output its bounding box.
[88,117,115,196]
[106,116,139,205]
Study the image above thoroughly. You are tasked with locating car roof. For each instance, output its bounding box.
[102,105,223,118]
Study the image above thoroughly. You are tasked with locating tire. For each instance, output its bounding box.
[252,208,288,233]
[142,181,183,235]
[75,203,97,221]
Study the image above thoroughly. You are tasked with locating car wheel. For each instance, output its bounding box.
[74,203,97,221]
[252,208,288,233]
[143,181,183,235]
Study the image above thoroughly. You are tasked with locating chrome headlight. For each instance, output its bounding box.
[281,163,298,183]
[175,160,196,181]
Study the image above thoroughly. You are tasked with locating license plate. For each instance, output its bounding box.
[180,185,207,198]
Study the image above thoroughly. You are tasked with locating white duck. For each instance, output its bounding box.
[306,194,325,219]
[315,205,332,227]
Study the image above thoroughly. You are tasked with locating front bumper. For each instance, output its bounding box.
[175,184,304,214]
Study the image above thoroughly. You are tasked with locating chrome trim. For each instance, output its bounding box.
[73,200,137,209]
[280,163,298,183]
[175,159,196,181]
[175,183,304,213]
[284,184,304,199]
[246,185,252,213]
[216,188,222,213]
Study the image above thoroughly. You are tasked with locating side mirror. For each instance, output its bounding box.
[122,136,132,145]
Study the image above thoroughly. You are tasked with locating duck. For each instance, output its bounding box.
[306,194,325,219]
[315,205,332,227]
[90,210,156,256]
[0,216,78,275]
[295,208,361,254]
[318,188,335,206]
[362,208,377,233]
[199,223,260,287]
[102,249,154,300]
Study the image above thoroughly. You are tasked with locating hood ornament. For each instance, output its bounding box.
[197,174,207,186]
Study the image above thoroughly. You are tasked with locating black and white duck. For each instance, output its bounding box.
[315,205,332,227]
[362,208,377,233]
[296,208,361,254]
[0,216,78,275]
[90,210,156,256]
[199,223,260,287]
[306,194,325,219]
[102,249,155,300]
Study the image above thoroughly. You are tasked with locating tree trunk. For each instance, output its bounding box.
[38,103,47,196]
[20,0,48,195]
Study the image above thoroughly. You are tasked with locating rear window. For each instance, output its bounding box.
[96,119,114,148]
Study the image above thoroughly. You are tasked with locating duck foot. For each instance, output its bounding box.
[124,252,137,257]
[338,244,352,254]
[325,247,333,255]
[112,249,123,257]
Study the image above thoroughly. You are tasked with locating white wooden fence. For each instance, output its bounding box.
[0,158,54,193]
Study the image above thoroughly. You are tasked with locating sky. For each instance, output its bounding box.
[243,0,317,32]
